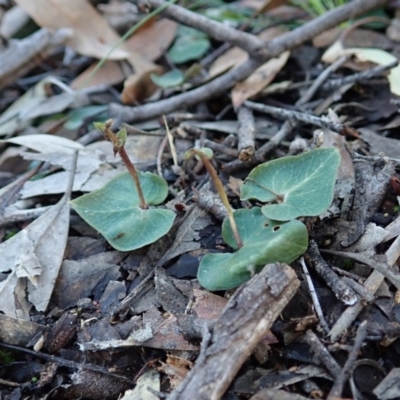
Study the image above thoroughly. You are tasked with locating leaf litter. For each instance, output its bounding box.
[1,1,400,399]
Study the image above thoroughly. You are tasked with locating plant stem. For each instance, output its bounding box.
[102,120,148,210]
[118,147,148,210]
[190,149,243,249]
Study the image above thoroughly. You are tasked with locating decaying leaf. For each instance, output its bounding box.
[208,26,289,107]
[158,354,193,390]
[0,77,64,136]
[0,134,162,198]
[121,370,160,400]
[209,27,287,78]
[124,18,178,62]
[322,41,400,96]
[0,153,76,318]
[15,0,129,59]
[232,50,290,108]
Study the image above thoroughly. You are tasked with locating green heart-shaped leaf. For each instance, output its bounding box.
[240,148,340,221]
[70,171,175,251]
[198,208,308,290]
[150,69,185,88]
[168,26,210,64]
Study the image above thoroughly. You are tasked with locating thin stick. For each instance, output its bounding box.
[305,240,358,306]
[327,321,368,400]
[237,106,255,161]
[300,257,330,334]
[187,149,243,249]
[243,100,355,135]
[163,115,178,166]
[141,0,262,56]
[304,330,341,378]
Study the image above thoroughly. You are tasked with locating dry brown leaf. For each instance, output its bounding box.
[20,0,169,100]
[228,176,243,197]
[232,50,290,108]
[312,27,342,48]
[192,288,228,320]
[71,18,177,90]
[209,46,247,78]
[125,18,178,62]
[15,0,129,59]
[71,42,164,99]
[209,27,287,78]
[158,354,193,390]
[121,57,163,104]
[208,26,289,105]
[70,60,130,89]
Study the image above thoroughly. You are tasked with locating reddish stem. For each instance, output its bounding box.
[102,120,148,209]
[190,149,243,248]
[119,147,148,209]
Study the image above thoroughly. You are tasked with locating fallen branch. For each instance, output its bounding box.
[109,0,388,124]
[168,263,299,400]
[137,0,262,55]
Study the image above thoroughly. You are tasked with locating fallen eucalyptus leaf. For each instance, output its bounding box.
[0,156,75,318]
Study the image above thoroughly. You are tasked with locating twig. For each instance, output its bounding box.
[139,0,262,56]
[167,263,300,400]
[237,106,255,161]
[196,186,229,221]
[0,206,52,226]
[163,115,178,167]
[329,233,400,340]
[0,28,70,91]
[202,139,238,158]
[341,155,394,246]
[109,0,388,124]
[300,257,330,334]
[298,55,349,106]
[0,342,134,384]
[243,100,355,135]
[327,321,368,400]
[303,330,341,378]
[0,162,43,217]
[340,277,375,303]
[157,134,169,176]
[224,54,349,172]
[321,249,400,290]
[322,60,398,91]
[305,240,358,306]
[0,377,19,387]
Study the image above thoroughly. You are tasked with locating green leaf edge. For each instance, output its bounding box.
[240,148,341,221]
[70,171,176,251]
[197,208,308,291]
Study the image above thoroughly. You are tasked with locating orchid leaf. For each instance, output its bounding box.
[198,207,308,290]
[240,148,340,221]
[70,171,175,251]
